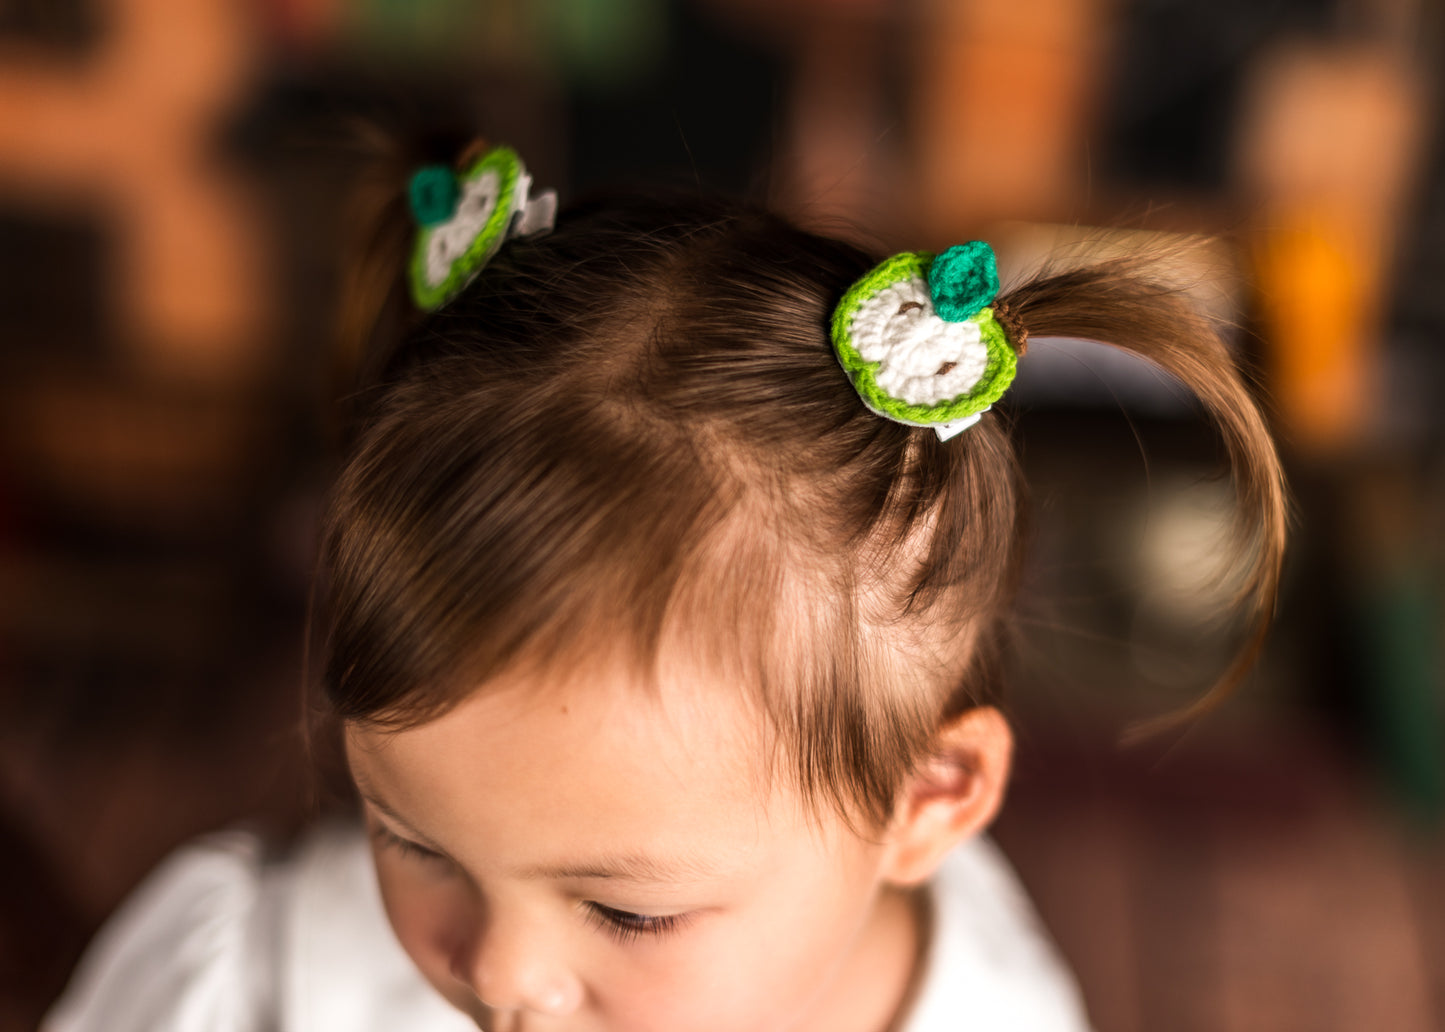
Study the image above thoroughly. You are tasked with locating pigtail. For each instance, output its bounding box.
[331,126,416,415]
[999,263,1289,736]
[329,124,493,446]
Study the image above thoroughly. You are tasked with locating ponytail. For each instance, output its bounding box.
[329,125,487,446]
[1002,262,1289,736]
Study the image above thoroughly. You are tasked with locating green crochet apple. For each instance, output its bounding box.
[831,242,1019,439]
[408,146,556,311]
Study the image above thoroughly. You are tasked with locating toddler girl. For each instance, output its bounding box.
[44,144,1286,1032]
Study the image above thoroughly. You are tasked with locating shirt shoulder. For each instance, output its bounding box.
[903,835,1095,1032]
[41,830,278,1032]
[42,823,475,1032]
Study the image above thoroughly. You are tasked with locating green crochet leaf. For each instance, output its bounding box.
[831,250,1017,428]
[409,146,523,311]
[408,165,459,227]
[929,241,999,322]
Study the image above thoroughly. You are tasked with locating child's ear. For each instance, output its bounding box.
[879,706,1013,886]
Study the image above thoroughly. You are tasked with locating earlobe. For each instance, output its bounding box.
[880,706,1013,886]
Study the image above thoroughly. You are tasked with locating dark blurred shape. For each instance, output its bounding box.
[0,0,103,52]
[1099,0,1335,191]
[0,814,87,1032]
[564,0,782,195]
[0,211,109,362]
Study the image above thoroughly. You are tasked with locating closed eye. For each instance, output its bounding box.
[582,902,692,944]
[369,823,455,869]
[897,301,924,315]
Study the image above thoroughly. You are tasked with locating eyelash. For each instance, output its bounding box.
[582,902,690,944]
[370,824,691,943]
[370,824,453,867]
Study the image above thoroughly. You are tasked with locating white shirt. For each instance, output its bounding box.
[43,824,1091,1032]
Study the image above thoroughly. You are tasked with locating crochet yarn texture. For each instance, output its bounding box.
[831,243,1020,439]
[408,146,524,311]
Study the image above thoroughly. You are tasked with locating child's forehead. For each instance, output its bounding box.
[345,688,883,916]
[346,652,816,844]
[491,639,777,748]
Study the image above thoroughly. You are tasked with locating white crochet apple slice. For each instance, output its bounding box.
[407,146,557,311]
[831,243,1018,440]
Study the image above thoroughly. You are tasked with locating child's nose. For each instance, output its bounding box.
[450,907,583,1018]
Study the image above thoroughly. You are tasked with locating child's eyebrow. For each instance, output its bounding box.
[352,772,731,883]
[511,852,728,884]
[351,775,449,852]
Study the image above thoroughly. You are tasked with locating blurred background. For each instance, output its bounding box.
[1,0,1442,1029]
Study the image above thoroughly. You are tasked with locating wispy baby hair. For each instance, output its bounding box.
[320,182,1286,827]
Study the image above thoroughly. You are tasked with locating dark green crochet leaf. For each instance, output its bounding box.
[929,241,998,322]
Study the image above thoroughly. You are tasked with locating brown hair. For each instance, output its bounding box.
[319,185,1286,827]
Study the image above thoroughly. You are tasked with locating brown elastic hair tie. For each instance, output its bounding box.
[456,137,492,170]
[991,298,1029,357]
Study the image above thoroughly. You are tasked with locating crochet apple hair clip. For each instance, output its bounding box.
[407,144,557,311]
[830,241,1022,440]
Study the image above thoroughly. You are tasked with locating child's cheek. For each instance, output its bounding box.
[585,924,818,1032]
[372,859,478,1010]
[587,944,732,1032]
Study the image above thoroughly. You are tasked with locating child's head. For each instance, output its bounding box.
[327,192,1029,819]
[320,167,1285,1029]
